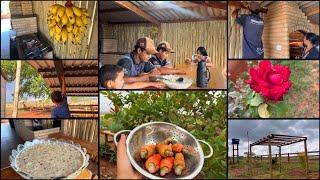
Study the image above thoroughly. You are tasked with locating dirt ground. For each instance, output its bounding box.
[100,158,117,179]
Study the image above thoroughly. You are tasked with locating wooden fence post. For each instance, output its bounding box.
[304,140,309,178]
[279,146,281,173]
[268,138,272,179]
[288,153,290,162]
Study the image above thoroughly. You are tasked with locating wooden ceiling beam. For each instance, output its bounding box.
[53,60,65,91]
[114,1,160,25]
[38,66,98,73]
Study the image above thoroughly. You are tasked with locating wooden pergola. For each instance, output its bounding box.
[250,134,309,179]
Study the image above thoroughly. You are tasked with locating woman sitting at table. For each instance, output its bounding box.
[185,46,214,67]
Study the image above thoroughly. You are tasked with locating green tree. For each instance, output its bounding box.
[1,60,50,99]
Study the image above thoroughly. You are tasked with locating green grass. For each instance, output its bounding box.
[229,158,320,179]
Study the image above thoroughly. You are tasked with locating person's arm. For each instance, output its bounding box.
[124,68,161,83]
[124,82,165,89]
[205,57,214,68]
[61,77,66,95]
[157,67,186,75]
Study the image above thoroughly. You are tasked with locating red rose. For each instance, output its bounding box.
[247,60,292,101]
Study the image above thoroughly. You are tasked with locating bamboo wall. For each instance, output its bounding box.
[61,120,98,143]
[104,21,227,69]
[32,1,98,59]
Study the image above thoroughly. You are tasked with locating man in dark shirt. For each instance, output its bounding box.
[117,37,161,83]
[149,41,186,75]
[232,2,264,59]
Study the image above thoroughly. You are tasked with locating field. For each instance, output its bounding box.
[4,98,98,118]
[228,157,320,179]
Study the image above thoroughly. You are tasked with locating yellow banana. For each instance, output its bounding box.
[68,32,74,41]
[66,22,73,33]
[75,34,82,44]
[61,14,68,25]
[66,7,74,18]
[72,6,82,17]
[57,6,66,17]
[75,16,83,27]
[49,4,60,15]
[72,26,78,35]
[81,8,89,17]
[49,27,55,37]
[54,14,60,22]
[55,33,61,43]
[48,20,56,28]
[79,26,86,35]
[81,16,88,26]
[55,25,62,34]
[61,28,68,43]
[68,15,75,24]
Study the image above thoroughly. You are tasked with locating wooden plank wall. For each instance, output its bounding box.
[62,120,98,143]
[32,1,98,59]
[104,21,227,69]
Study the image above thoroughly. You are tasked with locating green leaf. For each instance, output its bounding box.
[258,103,270,118]
[248,93,264,107]
[269,101,288,117]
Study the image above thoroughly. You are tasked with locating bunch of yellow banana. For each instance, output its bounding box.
[47,2,90,45]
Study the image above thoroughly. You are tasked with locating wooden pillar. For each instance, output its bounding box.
[268,138,272,179]
[232,144,235,164]
[288,153,290,162]
[261,155,262,161]
[279,146,281,173]
[304,140,309,178]
[12,60,21,118]
[237,144,239,163]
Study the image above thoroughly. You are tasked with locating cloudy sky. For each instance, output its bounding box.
[228,120,319,156]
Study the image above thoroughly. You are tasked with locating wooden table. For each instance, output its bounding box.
[175,63,226,89]
[0,167,92,179]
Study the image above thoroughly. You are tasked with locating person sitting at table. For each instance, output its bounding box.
[149,41,186,75]
[99,64,164,89]
[185,46,214,67]
[302,32,319,59]
[117,37,162,83]
[51,78,70,118]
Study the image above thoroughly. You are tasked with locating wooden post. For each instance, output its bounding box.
[250,145,253,176]
[279,146,281,173]
[268,138,272,179]
[232,144,235,164]
[12,60,21,118]
[261,155,262,161]
[304,140,309,178]
[237,144,239,163]
[288,153,290,162]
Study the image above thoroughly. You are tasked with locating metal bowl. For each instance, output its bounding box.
[9,138,90,179]
[114,122,213,179]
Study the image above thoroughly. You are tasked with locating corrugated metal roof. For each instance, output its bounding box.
[100,1,227,23]
[27,60,98,96]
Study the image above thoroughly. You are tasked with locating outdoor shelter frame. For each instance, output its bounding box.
[250,134,309,179]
